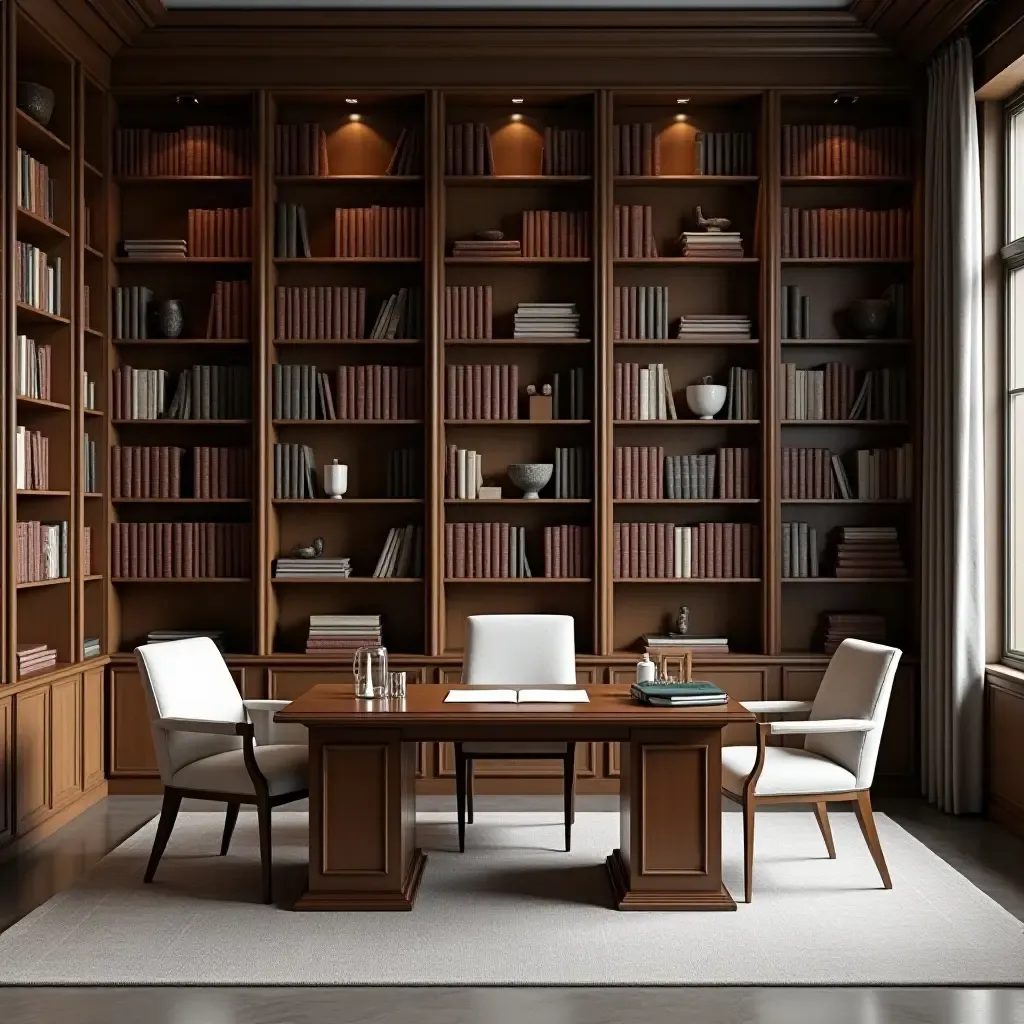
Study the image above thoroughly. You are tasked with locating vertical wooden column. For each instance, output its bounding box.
[1,0,13,685]
[296,727,425,910]
[608,724,735,910]
[256,90,272,657]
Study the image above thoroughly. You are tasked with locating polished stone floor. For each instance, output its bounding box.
[1,795,1023,1024]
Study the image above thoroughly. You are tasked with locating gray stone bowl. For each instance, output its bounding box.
[507,463,553,500]
[17,82,55,127]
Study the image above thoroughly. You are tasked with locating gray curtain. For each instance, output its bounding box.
[921,36,985,814]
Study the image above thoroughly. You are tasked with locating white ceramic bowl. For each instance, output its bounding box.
[685,384,727,420]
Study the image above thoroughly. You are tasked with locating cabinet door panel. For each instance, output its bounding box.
[0,698,12,843]
[109,669,158,777]
[51,676,82,809]
[83,669,105,789]
[15,687,51,833]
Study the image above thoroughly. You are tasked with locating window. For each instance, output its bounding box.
[1005,92,1024,665]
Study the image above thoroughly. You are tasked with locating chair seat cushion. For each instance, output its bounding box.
[721,745,857,797]
[171,744,308,798]
[461,741,569,756]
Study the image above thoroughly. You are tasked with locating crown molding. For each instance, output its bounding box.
[850,0,985,60]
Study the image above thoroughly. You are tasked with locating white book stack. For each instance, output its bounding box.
[679,231,744,258]
[274,557,352,578]
[677,314,751,340]
[513,302,580,338]
[454,448,483,499]
[373,524,423,578]
[306,614,382,655]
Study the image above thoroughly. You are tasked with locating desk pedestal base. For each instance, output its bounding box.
[606,849,736,910]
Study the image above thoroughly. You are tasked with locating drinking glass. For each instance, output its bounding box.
[388,671,407,699]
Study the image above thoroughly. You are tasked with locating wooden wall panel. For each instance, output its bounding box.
[15,686,51,833]
[987,678,1024,839]
[82,667,105,789]
[51,675,82,810]
[0,698,11,843]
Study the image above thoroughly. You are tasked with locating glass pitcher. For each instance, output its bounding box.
[353,645,388,699]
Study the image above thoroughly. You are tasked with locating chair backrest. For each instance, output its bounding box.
[135,636,246,784]
[463,615,577,686]
[806,638,902,789]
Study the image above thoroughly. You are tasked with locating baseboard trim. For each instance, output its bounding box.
[989,795,1024,841]
[107,777,161,795]
[0,782,108,863]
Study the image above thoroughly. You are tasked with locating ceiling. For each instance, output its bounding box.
[163,1,851,8]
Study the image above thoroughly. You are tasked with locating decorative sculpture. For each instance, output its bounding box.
[293,537,324,559]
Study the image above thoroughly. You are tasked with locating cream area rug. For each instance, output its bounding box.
[0,810,1022,986]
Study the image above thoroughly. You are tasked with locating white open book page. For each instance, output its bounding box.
[443,690,518,703]
[443,689,589,704]
[516,689,589,703]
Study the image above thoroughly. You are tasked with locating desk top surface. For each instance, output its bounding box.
[275,683,755,728]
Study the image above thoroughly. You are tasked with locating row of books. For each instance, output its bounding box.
[275,285,365,340]
[388,448,422,498]
[369,289,423,340]
[387,129,423,176]
[831,526,907,578]
[15,428,49,490]
[520,210,591,258]
[18,644,58,679]
[83,637,101,660]
[782,522,820,578]
[694,132,757,176]
[547,368,588,418]
[444,286,492,339]
[445,364,520,420]
[373,525,424,578]
[444,523,534,578]
[725,367,758,419]
[83,527,93,575]
[819,612,886,654]
[781,285,812,339]
[274,556,351,579]
[16,243,62,316]
[781,206,911,260]
[847,444,914,500]
[17,148,56,222]
[782,447,842,499]
[278,364,425,421]
[15,336,50,400]
[445,123,494,176]
[541,127,591,175]
[111,522,252,579]
[613,362,679,420]
[16,520,69,583]
[305,615,382,655]
[112,286,154,340]
[612,124,755,177]
[207,280,252,340]
[112,445,252,499]
[83,437,99,494]
[112,366,251,421]
[678,314,753,341]
[614,286,670,340]
[514,302,580,339]
[186,208,253,258]
[613,522,759,579]
[613,447,755,500]
[613,205,657,258]
[275,203,311,258]
[543,526,591,578]
[679,231,744,259]
[333,206,423,258]
[781,365,908,421]
[782,124,911,178]
[553,446,590,499]
[273,443,315,499]
[445,448,483,500]
[274,123,328,177]
[83,371,98,411]
[114,126,252,177]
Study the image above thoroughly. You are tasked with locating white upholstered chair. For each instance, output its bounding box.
[722,638,901,902]
[457,614,577,851]
[134,636,308,903]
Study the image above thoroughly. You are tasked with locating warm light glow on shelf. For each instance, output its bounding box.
[349,113,361,122]
[510,113,523,122]
[675,113,688,122]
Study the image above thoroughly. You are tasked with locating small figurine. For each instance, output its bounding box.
[526,384,537,396]
[542,383,552,396]
[695,206,731,233]
[671,605,689,637]
[293,537,324,559]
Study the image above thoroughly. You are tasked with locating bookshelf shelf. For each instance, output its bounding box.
[16,490,71,498]
[781,258,912,266]
[273,257,421,265]
[613,258,759,266]
[16,206,69,242]
[84,244,104,259]
[113,497,252,505]
[84,327,104,338]
[445,338,592,346]
[112,257,253,265]
[444,578,593,585]
[613,419,760,426]
[271,577,424,584]
[614,175,759,184]
[782,578,911,584]
[16,303,70,325]
[614,338,759,347]
[17,578,71,590]
[781,338,913,346]
[113,338,251,347]
[614,578,762,584]
[84,159,103,179]
[781,419,909,426]
[111,419,253,426]
[272,498,424,505]
[83,409,104,418]
[275,338,423,346]
[445,257,591,265]
[782,498,912,505]
[276,174,423,184]
[445,419,591,427]
[84,493,103,499]
[112,578,254,584]
[114,175,253,183]
[16,396,72,412]
[781,175,913,184]
[445,175,592,185]
[15,108,70,154]
[273,419,423,426]
[614,498,760,505]
[445,498,591,505]
[84,575,104,582]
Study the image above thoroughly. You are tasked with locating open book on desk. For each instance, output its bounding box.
[444,689,590,704]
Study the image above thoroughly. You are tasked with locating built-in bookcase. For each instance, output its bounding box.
[99,86,918,664]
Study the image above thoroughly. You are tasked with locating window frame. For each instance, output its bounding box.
[1004,87,1024,671]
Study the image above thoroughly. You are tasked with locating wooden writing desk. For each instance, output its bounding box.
[276,684,755,911]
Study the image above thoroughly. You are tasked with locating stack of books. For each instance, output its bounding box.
[677,314,752,341]
[831,526,906,578]
[679,231,744,259]
[274,555,352,579]
[122,238,187,260]
[820,613,886,654]
[643,635,730,655]
[146,629,226,650]
[451,238,521,258]
[16,520,68,583]
[17,643,57,678]
[305,614,382,655]
[630,681,728,707]
[373,525,423,578]
[513,302,580,339]
[83,637,101,660]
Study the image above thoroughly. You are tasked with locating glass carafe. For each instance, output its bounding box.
[353,645,388,699]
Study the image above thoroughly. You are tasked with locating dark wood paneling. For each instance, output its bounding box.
[987,678,1024,840]
[0,698,11,843]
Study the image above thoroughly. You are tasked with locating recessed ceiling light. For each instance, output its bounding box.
[345,98,358,105]
[677,98,690,105]
[349,113,361,122]
[510,113,523,122]
[512,97,525,104]
[675,114,688,123]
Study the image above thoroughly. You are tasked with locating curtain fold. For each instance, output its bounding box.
[920,36,985,813]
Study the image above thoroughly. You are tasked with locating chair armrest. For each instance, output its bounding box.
[769,718,876,736]
[157,717,251,737]
[741,700,814,715]
[244,700,307,747]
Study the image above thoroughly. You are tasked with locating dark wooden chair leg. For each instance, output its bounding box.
[743,795,756,903]
[854,790,892,889]
[563,742,576,852]
[144,789,182,883]
[454,743,467,852]
[256,796,273,904]
[813,801,836,859]
[466,757,475,824]
[221,801,240,856]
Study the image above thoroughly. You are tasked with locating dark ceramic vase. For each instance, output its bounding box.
[159,299,184,339]
[848,299,892,339]
[17,82,55,127]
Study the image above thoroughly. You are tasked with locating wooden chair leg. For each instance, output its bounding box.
[813,801,836,859]
[144,789,182,883]
[256,797,273,904]
[220,801,240,856]
[454,744,467,853]
[563,742,576,852]
[466,757,475,825]
[854,790,892,889]
[743,795,756,903]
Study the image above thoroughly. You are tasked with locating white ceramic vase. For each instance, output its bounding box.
[324,460,348,499]
[685,383,728,420]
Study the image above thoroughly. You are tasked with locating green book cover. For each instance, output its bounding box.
[631,681,726,699]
